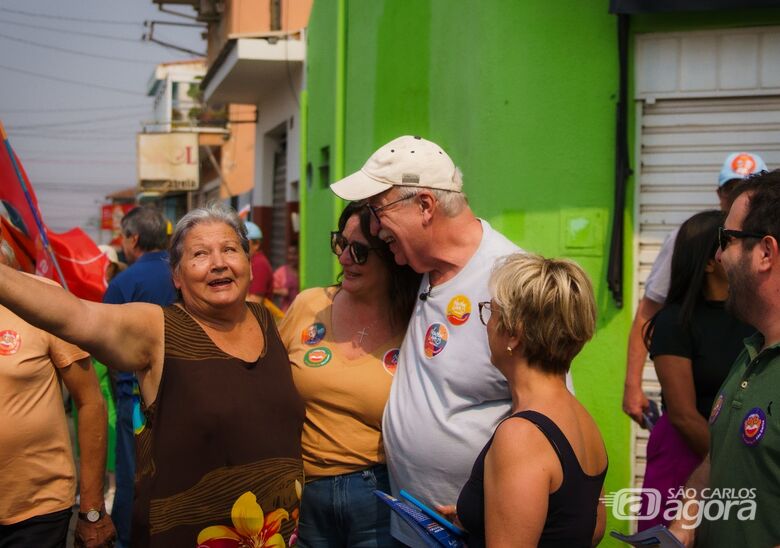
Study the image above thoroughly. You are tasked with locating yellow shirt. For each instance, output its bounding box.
[279,287,401,480]
[0,297,89,524]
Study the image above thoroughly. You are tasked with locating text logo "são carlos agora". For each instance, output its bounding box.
[602,488,757,529]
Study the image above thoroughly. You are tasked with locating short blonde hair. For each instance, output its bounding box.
[490,253,596,374]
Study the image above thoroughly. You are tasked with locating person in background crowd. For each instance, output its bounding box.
[623,152,768,427]
[330,135,531,546]
[638,210,753,530]
[279,202,420,547]
[0,203,304,547]
[670,170,780,546]
[245,221,274,304]
[0,240,116,548]
[455,253,607,547]
[98,244,126,284]
[273,244,300,312]
[102,206,176,548]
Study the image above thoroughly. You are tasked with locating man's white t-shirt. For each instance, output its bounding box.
[643,226,679,304]
[382,219,520,546]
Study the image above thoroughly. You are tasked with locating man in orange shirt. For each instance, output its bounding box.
[0,240,115,547]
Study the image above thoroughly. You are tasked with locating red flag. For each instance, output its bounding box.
[0,121,109,300]
[0,147,42,245]
[44,229,109,302]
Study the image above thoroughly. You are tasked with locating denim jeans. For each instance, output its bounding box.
[111,382,136,548]
[297,464,397,547]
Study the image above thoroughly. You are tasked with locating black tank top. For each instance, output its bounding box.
[456,410,607,548]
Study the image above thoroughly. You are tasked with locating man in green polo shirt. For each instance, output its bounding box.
[671,170,780,547]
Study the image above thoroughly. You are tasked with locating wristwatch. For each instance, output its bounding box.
[78,508,105,523]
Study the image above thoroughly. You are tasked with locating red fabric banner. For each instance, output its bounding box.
[0,130,108,300]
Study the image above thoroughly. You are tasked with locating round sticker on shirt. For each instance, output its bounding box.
[424,323,449,358]
[304,346,332,367]
[0,330,21,355]
[741,407,767,446]
[709,393,725,425]
[383,348,399,376]
[301,323,326,345]
[446,295,472,326]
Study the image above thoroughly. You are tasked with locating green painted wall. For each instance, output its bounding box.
[302,2,780,544]
[302,0,340,288]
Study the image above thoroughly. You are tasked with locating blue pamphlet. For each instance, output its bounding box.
[373,490,465,548]
[399,489,467,538]
[610,525,685,547]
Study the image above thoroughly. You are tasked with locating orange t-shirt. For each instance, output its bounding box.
[279,287,402,480]
[0,302,89,524]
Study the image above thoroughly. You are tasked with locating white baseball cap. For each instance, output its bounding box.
[330,135,463,201]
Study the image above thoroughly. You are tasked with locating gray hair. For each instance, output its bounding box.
[121,206,169,252]
[168,202,249,273]
[399,169,469,217]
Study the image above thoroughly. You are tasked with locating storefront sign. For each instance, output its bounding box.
[137,133,199,192]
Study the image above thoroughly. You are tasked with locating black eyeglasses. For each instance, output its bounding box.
[718,226,766,252]
[330,231,378,265]
[366,194,416,224]
[478,301,495,326]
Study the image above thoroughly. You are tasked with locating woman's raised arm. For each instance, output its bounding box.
[0,263,162,373]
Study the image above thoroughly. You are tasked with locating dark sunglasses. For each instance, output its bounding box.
[366,194,416,224]
[718,226,766,252]
[330,231,378,265]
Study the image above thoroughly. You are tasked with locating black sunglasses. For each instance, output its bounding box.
[330,231,378,265]
[718,226,766,252]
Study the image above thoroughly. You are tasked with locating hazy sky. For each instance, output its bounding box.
[0,0,204,242]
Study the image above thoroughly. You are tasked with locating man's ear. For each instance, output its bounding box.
[417,190,436,223]
[756,235,780,272]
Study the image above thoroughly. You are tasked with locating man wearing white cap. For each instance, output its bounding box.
[623,152,768,427]
[330,135,521,545]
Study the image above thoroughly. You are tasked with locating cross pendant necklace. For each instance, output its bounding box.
[357,327,370,343]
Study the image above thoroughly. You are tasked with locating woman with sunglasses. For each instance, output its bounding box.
[639,210,754,530]
[278,202,421,547]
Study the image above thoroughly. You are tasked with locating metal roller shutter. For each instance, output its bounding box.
[633,95,780,488]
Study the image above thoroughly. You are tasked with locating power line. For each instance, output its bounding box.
[0,63,143,96]
[7,133,131,142]
[7,112,149,130]
[0,7,144,26]
[0,31,161,65]
[0,104,150,114]
[0,18,142,43]
[21,159,135,165]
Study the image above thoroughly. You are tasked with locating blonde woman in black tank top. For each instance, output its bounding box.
[452,253,608,547]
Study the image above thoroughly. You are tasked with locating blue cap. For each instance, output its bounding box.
[244,221,262,241]
[719,152,767,186]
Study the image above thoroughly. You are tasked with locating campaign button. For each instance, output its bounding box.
[424,323,448,358]
[304,346,332,367]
